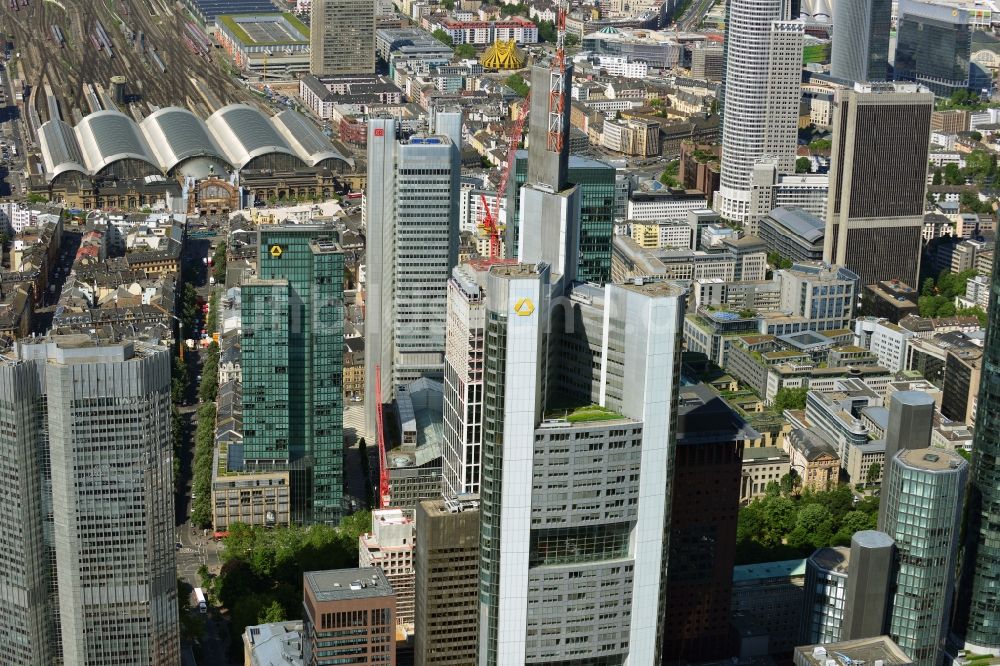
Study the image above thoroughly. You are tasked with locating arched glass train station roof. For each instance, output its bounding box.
[39,104,351,181]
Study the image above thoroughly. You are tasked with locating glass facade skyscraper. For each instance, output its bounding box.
[882,447,967,666]
[958,249,1000,653]
[895,0,973,97]
[830,0,890,83]
[509,152,617,285]
[242,225,345,524]
[0,336,179,664]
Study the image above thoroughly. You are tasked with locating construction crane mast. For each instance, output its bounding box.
[547,0,569,153]
[375,364,390,509]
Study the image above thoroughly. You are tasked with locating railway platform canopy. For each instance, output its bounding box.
[38,104,352,183]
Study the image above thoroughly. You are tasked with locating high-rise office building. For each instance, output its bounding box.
[365,119,460,436]
[242,226,345,524]
[477,266,685,665]
[824,83,933,288]
[878,390,935,529]
[831,0,890,83]
[882,448,967,666]
[508,152,617,284]
[662,383,751,661]
[0,335,179,665]
[841,531,895,642]
[310,0,376,75]
[958,250,1000,653]
[442,259,507,498]
[360,509,415,626]
[303,569,396,666]
[895,0,977,97]
[716,0,803,229]
[801,546,851,645]
[414,497,480,666]
[800,533,896,646]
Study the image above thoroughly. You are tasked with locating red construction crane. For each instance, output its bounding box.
[478,95,530,258]
[375,364,390,509]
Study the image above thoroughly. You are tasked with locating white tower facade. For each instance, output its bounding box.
[717,0,804,229]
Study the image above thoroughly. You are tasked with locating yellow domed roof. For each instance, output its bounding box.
[480,39,525,70]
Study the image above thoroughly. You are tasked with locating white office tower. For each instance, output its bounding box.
[0,335,178,665]
[477,263,686,665]
[717,0,804,229]
[364,118,461,435]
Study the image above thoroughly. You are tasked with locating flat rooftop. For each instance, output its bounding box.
[218,13,309,45]
[897,447,967,472]
[304,568,394,602]
[732,559,807,583]
[795,636,913,666]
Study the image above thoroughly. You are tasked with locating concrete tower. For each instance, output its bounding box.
[878,390,936,530]
[309,0,376,75]
[716,0,803,230]
[364,119,461,436]
[823,83,933,288]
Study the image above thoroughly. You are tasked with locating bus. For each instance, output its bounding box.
[194,587,207,613]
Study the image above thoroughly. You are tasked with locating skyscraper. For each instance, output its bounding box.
[878,390,935,529]
[414,497,480,666]
[442,259,506,498]
[477,268,685,665]
[881,448,967,666]
[716,0,803,230]
[242,226,345,524]
[508,152,618,284]
[895,0,975,97]
[841,531,895,642]
[662,384,751,661]
[0,335,178,664]
[365,119,460,436]
[958,250,1000,653]
[824,83,933,288]
[830,0,890,83]
[309,0,376,75]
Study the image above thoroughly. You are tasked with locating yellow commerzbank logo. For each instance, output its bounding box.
[270,245,283,258]
[514,297,534,316]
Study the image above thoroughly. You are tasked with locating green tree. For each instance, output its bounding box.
[537,19,557,42]
[505,73,529,97]
[795,156,812,174]
[922,277,936,296]
[454,43,477,59]
[866,462,882,487]
[779,469,800,495]
[944,162,965,185]
[441,0,455,8]
[258,600,287,624]
[659,160,680,187]
[958,306,988,327]
[832,509,876,546]
[773,387,809,412]
[808,137,832,152]
[787,503,834,550]
[565,34,580,47]
[432,29,453,46]
[206,291,220,335]
[212,242,227,283]
[500,2,529,16]
[180,283,199,337]
[970,130,984,142]
[759,495,796,547]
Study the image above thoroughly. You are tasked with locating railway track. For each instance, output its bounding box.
[5,0,258,126]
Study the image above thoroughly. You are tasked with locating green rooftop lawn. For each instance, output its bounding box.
[545,404,624,423]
